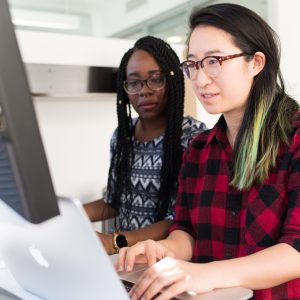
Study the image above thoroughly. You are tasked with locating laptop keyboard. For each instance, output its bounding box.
[121,279,180,300]
[122,279,134,292]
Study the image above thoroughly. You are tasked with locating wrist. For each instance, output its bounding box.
[208,260,242,289]
[96,231,115,255]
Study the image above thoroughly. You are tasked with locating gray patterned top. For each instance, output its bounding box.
[105,116,206,231]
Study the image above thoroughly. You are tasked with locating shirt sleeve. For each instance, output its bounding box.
[279,128,300,251]
[180,116,207,150]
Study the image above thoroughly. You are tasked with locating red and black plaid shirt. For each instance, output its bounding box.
[170,114,300,300]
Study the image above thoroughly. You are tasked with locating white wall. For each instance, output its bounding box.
[33,96,116,202]
[16,31,134,203]
[268,0,300,101]
[16,30,134,67]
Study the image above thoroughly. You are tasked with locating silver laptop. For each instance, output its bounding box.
[0,198,252,300]
[0,197,131,300]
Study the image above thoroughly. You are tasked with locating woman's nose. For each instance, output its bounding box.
[194,67,213,88]
[139,81,153,95]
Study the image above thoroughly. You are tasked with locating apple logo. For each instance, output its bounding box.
[28,244,49,268]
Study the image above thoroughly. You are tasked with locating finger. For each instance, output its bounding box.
[156,247,166,260]
[131,264,186,300]
[115,247,128,272]
[129,268,158,299]
[135,253,148,264]
[146,250,158,267]
[154,274,191,300]
[145,241,163,266]
[124,243,148,272]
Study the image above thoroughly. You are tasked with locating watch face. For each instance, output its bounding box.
[116,234,128,248]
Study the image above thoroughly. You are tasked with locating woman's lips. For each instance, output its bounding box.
[201,92,219,99]
[200,92,219,103]
[139,102,157,110]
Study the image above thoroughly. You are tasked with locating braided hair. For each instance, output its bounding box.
[106,36,185,228]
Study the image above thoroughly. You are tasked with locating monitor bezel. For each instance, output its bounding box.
[0,0,60,223]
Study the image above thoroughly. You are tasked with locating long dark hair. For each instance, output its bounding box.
[106,36,185,224]
[189,4,299,189]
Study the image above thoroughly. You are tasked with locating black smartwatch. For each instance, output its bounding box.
[112,233,128,253]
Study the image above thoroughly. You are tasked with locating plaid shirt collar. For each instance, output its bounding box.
[206,115,232,154]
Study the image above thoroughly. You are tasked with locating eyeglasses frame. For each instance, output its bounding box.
[123,72,167,94]
[179,53,247,79]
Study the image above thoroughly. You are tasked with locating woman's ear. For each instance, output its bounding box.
[250,51,266,76]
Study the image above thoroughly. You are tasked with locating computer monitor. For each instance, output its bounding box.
[0,0,60,223]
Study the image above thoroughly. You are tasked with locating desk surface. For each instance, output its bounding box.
[0,257,253,300]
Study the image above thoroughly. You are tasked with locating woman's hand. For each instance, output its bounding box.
[129,257,215,300]
[116,239,174,272]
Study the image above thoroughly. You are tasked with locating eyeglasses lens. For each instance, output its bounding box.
[202,57,220,77]
[182,58,221,80]
[147,76,165,90]
[124,74,166,94]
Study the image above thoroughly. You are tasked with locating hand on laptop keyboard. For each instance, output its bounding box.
[121,280,180,300]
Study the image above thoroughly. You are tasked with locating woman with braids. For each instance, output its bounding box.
[84,36,206,255]
[117,4,300,300]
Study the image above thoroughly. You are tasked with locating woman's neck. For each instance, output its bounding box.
[134,117,166,142]
[224,112,243,148]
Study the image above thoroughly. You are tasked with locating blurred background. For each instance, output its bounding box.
[8,0,267,43]
[5,0,299,212]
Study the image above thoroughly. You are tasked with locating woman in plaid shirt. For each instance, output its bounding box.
[117,3,300,300]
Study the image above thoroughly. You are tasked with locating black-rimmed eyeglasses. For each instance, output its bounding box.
[123,73,166,94]
[179,53,247,80]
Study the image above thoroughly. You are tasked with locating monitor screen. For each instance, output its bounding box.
[0,0,60,223]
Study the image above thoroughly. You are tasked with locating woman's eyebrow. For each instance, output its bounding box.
[187,49,225,60]
[127,70,161,78]
[126,72,139,78]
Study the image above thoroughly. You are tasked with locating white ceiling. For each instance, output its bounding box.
[7,0,268,43]
[8,0,108,9]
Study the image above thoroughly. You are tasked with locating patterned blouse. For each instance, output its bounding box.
[105,116,206,231]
